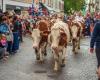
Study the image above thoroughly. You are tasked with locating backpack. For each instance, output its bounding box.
[0,23,9,34]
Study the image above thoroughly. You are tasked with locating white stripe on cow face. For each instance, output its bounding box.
[71,25,78,39]
[32,29,41,49]
[51,29,60,49]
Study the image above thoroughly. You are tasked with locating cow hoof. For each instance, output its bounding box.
[36,57,40,60]
[39,60,44,64]
[74,52,78,54]
[61,64,65,67]
[72,49,74,51]
[78,47,80,49]
[54,68,58,72]
[44,53,47,56]
[72,49,75,52]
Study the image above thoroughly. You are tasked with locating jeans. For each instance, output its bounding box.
[96,48,100,68]
[7,41,13,53]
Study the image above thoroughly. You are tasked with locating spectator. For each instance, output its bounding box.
[85,15,91,36]
[90,20,100,80]
[6,15,14,54]
[12,15,20,53]
[0,34,9,61]
[90,18,95,36]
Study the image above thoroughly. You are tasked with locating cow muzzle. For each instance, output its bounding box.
[51,46,58,50]
[33,45,38,49]
[72,37,77,41]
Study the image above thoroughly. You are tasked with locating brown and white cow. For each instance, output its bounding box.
[48,20,70,71]
[70,21,82,54]
[32,20,50,62]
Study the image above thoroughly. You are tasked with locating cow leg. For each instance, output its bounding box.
[75,41,79,54]
[35,49,40,60]
[72,40,75,52]
[53,50,59,71]
[54,60,59,71]
[72,40,78,54]
[61,47,66,67]
[44,43,47,56]
[78,38,80,49]
[39,48,44,63]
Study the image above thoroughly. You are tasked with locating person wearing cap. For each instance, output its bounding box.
[90,18,100,80]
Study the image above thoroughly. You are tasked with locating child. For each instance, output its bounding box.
[0,34,9,61]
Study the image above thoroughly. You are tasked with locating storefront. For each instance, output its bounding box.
[6,4,28,11]
[3,0,32,12]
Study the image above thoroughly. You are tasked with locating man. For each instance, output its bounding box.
[90,19,100,80]
[75,12,84,22]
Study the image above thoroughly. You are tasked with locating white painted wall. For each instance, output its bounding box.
[3,0,32,12]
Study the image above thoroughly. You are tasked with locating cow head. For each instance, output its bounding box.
[71,23,80,40]
[50,28,60,50]
[32,29,41,49]
[50,28,66,50]
[32,29,50,49]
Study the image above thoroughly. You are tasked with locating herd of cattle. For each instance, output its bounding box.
[31,16,86,71]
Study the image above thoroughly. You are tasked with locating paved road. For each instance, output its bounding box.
[0,37,98,80]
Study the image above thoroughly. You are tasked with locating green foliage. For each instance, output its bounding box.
[64,0,85,14]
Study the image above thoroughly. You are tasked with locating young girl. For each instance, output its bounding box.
[0,34,9,61]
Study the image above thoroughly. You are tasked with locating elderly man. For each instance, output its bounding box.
[90,19,100,80]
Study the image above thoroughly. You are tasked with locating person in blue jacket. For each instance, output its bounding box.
[85,16,91,36]
[90,20,100,80]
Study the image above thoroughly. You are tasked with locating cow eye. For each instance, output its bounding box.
[58,36,60,39]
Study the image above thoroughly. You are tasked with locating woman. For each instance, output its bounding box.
[6,15,13,54]
[12,15,20,53]
[90,20,100,80]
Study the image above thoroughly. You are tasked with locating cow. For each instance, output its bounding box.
[70,21,82,54]
[32,19,50,62]
[48,20,70,71]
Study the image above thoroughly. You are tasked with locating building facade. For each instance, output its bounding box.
[0,0,64,12]
[1,0,33,12]
[33,0,64,12]
[45,0,64,12]
[85,0,100,12]
[95,0,100,11]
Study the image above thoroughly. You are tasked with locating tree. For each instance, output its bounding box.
[64,0,85,14]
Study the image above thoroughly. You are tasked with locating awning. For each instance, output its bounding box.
[39,2,54,12]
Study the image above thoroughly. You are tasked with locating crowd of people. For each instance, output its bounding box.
[0,10,24,61]
[64,11,100,37]
[0,9,52,61]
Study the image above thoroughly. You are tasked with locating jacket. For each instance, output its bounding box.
[90,20,100,48]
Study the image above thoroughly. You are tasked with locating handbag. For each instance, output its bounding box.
[6,33,12,41]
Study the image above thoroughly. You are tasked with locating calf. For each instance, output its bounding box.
[48,21,70,71]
